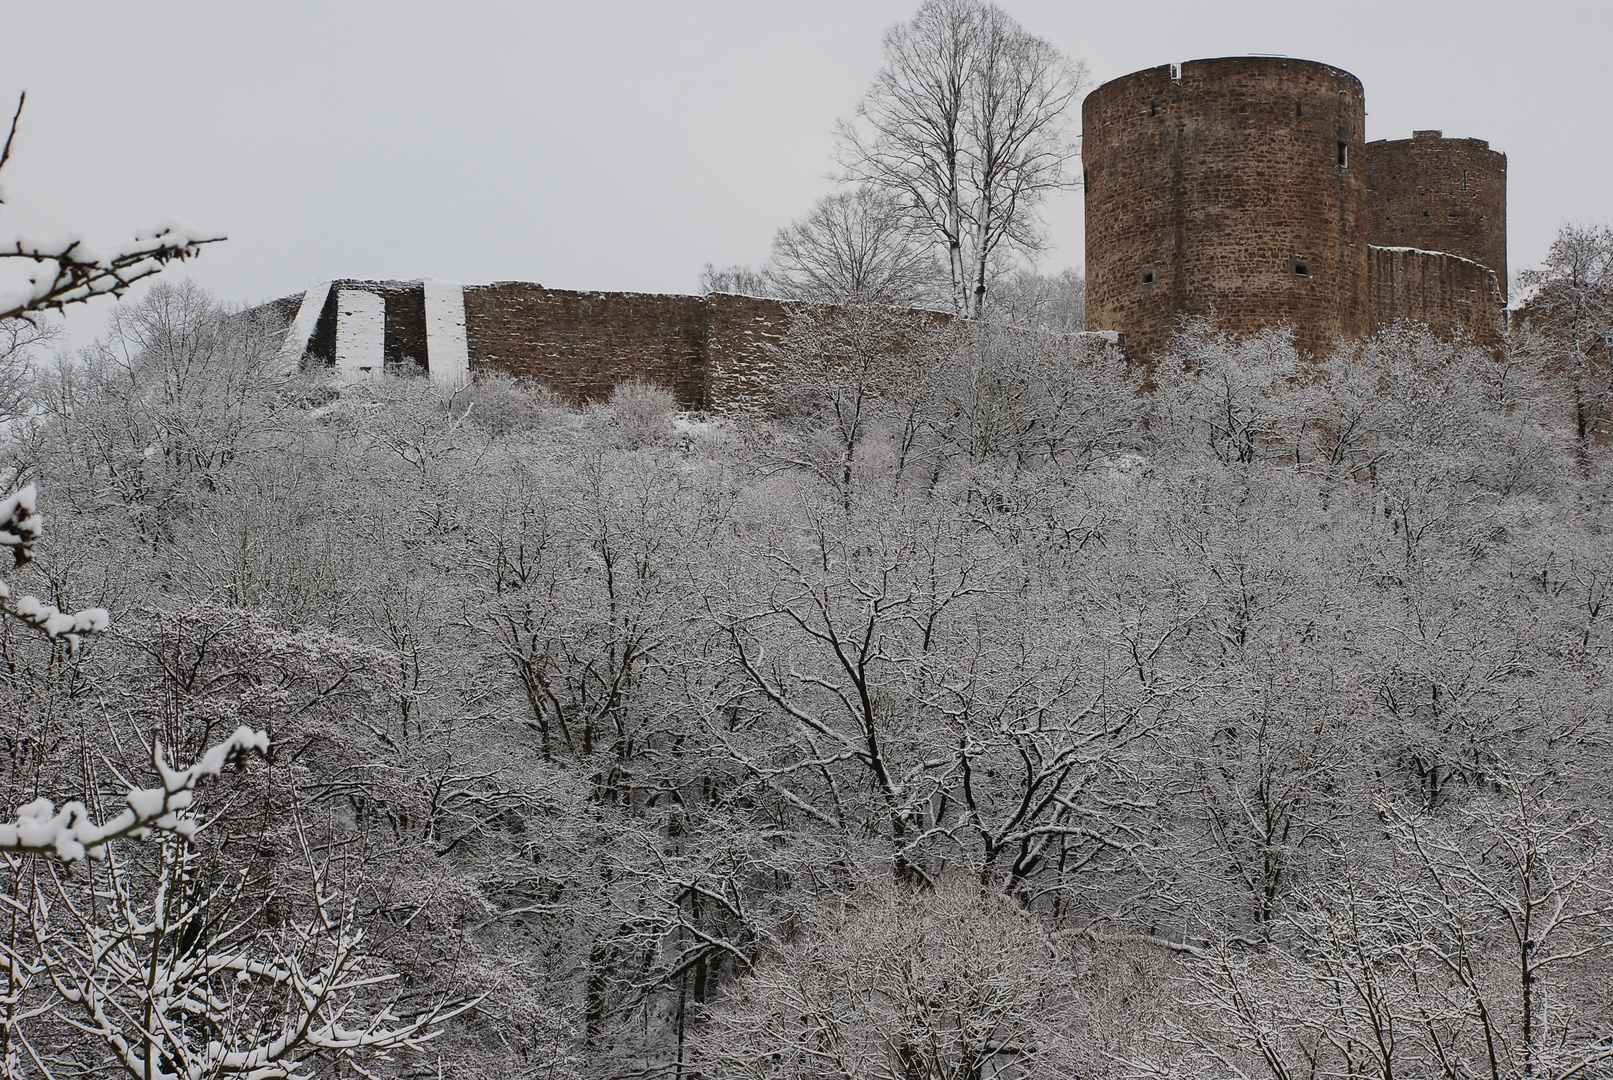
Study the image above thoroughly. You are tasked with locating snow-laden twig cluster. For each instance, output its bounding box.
[5,824,472,1080]
[0,220,223,323]
[0,484,110,652]
[0,725,269,862]
[0,93,222,323]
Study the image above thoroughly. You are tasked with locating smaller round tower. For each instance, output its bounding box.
[1362,131,1507,297]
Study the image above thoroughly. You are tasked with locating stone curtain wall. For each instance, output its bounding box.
[297,280,431,375]
[702,293,798,413]
[267,282,805,410]
[1367,246,1504,348]
[381,284,429,371]
[1083,57,1370,362]
[1364,132,1507,299]
[462,284,709,406]
[458,287,810,411]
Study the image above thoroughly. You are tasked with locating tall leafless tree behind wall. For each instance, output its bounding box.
[838,0,1085,317]
[983,266,1085,331]
[698,263,771,297]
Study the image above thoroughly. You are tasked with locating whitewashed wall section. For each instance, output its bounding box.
[276,281,331,373]
[334,288,385,382]
[423,279,470,388]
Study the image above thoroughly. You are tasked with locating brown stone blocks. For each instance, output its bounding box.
[462,284,709,406]
[1083,56,1370,362]
[1367,246,1504,348]
[702,293,799,413]
[1364,132,1507,298]
[381,284,428,371]
[452,287,821,412]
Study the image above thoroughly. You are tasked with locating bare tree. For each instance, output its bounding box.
[5,829,468,1080]
[698,263,770,297]
[699,885,1082,1080]
[1516,222,1613,451]
[982,266,1085,331]
[838,0,1086,317]
[767,302,937,504]
[765,187,945,307]
[1177,779,1613,1080]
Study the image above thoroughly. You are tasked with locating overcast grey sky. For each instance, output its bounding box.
[3,0,1609,331]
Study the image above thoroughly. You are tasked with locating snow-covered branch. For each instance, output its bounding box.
[0,220,223,323]
[0,92,223,324]
[0,725,268,862]
[7,825,471,1080]
[0,484,110,653]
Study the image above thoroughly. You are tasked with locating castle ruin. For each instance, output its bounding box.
[260,55,1507,403]
[1082,56,1507,359]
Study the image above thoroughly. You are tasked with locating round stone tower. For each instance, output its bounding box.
[1083,56,1369,360]
[1363,131,1507,298]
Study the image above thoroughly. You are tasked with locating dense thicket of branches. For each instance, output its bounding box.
[4,271,1613,1079]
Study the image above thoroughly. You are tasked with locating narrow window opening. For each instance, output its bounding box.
[1291,256,1311,279]
[1295,103,1303,118]
[1139,266,1156,287]
[1149,101,1157,117]
[1337,141,1349,167]
[1462,170,1470,190]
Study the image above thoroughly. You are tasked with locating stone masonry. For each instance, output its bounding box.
[1364,131,1507,299]
[1083,57,1369,361]
[262,282,1119,412]
[1083,56,1507,359]
[1367,247,1505,350]
[258,56,1507,399]
[266,281,845,412]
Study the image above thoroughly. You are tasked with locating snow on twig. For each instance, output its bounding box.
[0,484,110,652]
[0,725,269,862]
[0,220,224,323]
[0,92,223,323]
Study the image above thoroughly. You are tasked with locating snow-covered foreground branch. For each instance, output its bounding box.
[0,220,223,324]
[0,95,222,324]
[5,826,474,1080]
[0,478,252,863]
[0,485,109,653]
[0,725,269,862]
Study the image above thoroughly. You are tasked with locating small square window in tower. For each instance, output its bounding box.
[1139,266,1156,287]
[1291,256,1311,279]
